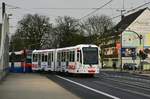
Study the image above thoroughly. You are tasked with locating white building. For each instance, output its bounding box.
[102,7,150,70]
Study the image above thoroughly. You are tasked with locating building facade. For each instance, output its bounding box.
[101,8,150,70]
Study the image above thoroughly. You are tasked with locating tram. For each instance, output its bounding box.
[9,50,32,72]
[32,49,55,71]
[32,44,101,74]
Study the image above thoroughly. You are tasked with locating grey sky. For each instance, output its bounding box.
[0,0,150,34]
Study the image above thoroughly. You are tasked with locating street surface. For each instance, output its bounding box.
[0,73,80,99]
[47,71,150,99]
[0,71,150,99]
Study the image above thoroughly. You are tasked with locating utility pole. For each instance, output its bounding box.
[2,2,5,19]
[116,0,126,71]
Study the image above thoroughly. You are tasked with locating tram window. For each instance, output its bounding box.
[57,52,60,62]
[59,52,60,62]
[80,51,82,63]
[63,52,65,62]
[67,52,69,61]
[60,52,62,61]
[77,50,82,63]
[38,54,41,61]
[45,54,48,61]
[69,51,71,61]
[32,54,35,62]
[65,52,67,61]
[59,53,61,62]
[42,54,45,62]
[33,54,38,62]
[48,53,51,62]
[72,51,75,62]
[83,47,98,64]
[77,52,79,61]
[70,51,75,62]
[52,52,53,62]
[48,53,51,65]
[57,53,59,62]
[63,52,66,62]
[11,54,22,62]
[62,52,64,62]
[62,52,65,62]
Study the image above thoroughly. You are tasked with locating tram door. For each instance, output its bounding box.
[41,53,48,70]
[77,50,82,67]
[66,52,69,69]
[48,53,51,69]
[38,54,41,69]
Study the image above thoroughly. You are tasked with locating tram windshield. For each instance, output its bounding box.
[82,47,98,64]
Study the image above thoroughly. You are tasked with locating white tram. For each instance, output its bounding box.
[32,49,55,71]
[32,44,101,74]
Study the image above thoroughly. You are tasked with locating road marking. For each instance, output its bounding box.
[56,75,120,99]
[95,81,150,98]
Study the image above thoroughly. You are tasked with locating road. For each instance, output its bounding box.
[46,71,150,99]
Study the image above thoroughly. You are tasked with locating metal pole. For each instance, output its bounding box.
[2,2,5,19]
[140,37,144,72]
[120,32,122,71]
[120,11,124,71]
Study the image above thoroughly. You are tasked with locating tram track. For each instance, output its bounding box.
[46,72,150,99]
[99,72,150,91]
[94,80,150,98]
[100,71,150,84]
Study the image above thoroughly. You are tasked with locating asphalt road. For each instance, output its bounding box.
[46,71,150,99]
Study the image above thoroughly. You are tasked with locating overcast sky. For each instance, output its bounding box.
[0,0,150,34]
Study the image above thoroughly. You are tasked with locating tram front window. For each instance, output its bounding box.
[83,47,98,64]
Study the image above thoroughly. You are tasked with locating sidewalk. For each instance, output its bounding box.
[0,73,80,99]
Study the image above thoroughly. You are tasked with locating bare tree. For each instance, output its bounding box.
[10,14,52,51]
[54,16,84,48]
[81,15,114,44]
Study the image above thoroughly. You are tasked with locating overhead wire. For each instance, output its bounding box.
[110,1,150,20]
[27,7,128,10]
[4,1,150,22]
[79,0,113,20]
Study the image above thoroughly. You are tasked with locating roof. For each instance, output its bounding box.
[56,44,98,51]
[113,7,149,34]
[33,49,55,53]
[9,50,23,55]
[32,44,98,52]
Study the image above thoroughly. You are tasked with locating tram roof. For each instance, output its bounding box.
[32,44,98,53]
[9,50,23,55]
[32,49,55,53]
[56,44,98,51]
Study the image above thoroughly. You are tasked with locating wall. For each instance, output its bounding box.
[0,14,9,81]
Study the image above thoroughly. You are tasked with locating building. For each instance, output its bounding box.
[101,7,150,70]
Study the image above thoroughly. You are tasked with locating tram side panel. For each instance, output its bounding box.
[31,44,100,74]
[32,53,40,71]
[32,50,56,72]
[46,50,55,71]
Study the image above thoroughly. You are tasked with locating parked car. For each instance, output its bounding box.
[123,63,138,70]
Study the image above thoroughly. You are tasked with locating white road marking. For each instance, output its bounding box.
[95,81,150,98]
[56,75,120,99]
